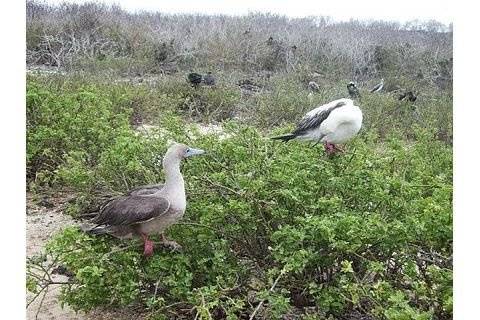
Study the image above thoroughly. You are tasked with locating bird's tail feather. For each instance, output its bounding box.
[271,134,297,142]
[80,223,109,236]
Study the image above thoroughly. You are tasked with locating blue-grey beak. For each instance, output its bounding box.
[185,147,205,157]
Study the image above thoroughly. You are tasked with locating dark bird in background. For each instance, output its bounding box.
[398,91,417,102]
[203,72,216,86]
[271,98,363,155]
[237,79,261,92]
[237,79,255,86]
[347,81,361,99]
[397,91,420,120]
[308,81,320,92]
[370,78,384,93]
[187,72,203,87]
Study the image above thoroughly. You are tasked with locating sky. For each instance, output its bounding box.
[43,0,453,25]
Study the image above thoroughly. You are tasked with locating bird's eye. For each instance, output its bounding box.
[186,148,190,153]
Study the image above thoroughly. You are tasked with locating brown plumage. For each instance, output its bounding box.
[127,183,164,196]
[86,143,205,257]
[93,195,170,227]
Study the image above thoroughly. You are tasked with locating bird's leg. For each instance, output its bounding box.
[324,142,336,155]
[141,233,154,257]
[160,234,182,251]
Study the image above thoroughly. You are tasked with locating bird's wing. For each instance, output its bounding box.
[127,183,165,196]
[87,184,165,215]
[93,195,170,226]
[188,73,202,83]
[293,101,347,135]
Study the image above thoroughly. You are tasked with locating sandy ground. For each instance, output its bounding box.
[26,193,145,320]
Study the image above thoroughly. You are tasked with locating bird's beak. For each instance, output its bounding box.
[185,148,206,158]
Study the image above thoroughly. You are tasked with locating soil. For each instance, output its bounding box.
[26,192,145,320]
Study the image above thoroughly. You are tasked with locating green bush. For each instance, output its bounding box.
[26,70,452,319]
[26,76,134,185]
[31,118,452,319]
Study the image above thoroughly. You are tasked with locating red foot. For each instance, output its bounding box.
[324,142,344,155]
[141,234,154,257]
[324,142,336,155]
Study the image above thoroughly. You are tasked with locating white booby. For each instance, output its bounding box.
[370,78,384,93]
[271,98,363,155]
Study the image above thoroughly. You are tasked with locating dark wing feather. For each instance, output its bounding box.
[93,195,170,226]
[81,184,165,218]
[293,101,346,136]
[188,73,203,84]
[347,85,361,98]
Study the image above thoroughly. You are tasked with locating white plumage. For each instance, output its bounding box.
[305,98,362,143]
[370,78,384,93]
[272,98,363,154]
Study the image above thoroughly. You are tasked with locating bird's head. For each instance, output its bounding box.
[163,143,205,166]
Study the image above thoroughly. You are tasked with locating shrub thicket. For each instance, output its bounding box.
[27,77,452,319]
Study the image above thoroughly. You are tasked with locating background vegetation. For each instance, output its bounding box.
[26,1,452,86]
[26,1,452,319]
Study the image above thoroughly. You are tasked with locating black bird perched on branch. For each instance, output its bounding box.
[370,78,384,93]
[398,91,417,102]
[347,82,361,99]
[187,72,203,87]
[203,72,216,86]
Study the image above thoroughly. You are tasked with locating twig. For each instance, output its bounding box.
[27,278,71,309]
[177,222,221,234]
[344,146,358,167]
[177,222,243,243]
[121,172,130,190]
[248,269,286,320]
[27,284,48,309]
[203,176,244,197]
[153,280,161,301]
[35,285,49,320]
[100,244,138,259]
